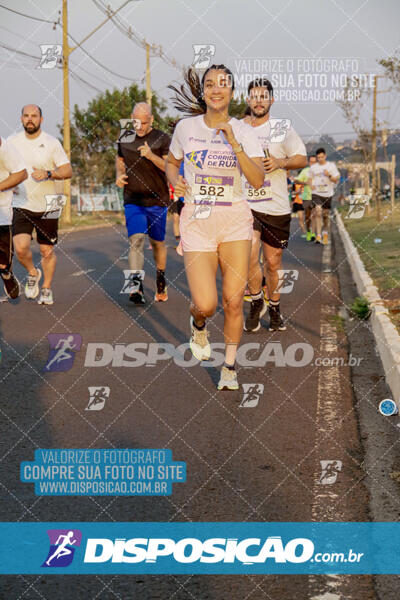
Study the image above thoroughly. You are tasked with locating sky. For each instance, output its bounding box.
[1,0,400,145]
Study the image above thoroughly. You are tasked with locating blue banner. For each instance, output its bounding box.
[1,522,400,574]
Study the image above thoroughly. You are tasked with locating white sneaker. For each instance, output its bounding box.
[189,316,211,361]
[218,366,239,391]
[25,268,42,299]
[37,288,54,305]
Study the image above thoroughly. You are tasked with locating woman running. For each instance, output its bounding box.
[165,65,264,390]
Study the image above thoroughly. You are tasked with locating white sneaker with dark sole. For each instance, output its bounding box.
[217,366,239,390]
[37,288,54,305]
[25,268,42,299]
[189,316,211,361]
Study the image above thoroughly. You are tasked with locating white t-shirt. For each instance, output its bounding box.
[0,137,26,226]
[309,161,340,198]
[8,130,69,212]
[169,115,263,204]
[243,119,307,215]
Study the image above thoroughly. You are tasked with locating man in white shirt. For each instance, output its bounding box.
[0,137,27,299]
[243,78,307,333]
[309,147,340,244]
[9,105,72,305]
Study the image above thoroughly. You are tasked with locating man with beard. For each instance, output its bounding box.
[9,105,72,304]
[243,78,307,332]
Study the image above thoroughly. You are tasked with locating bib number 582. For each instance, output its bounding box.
[199,185,224,197]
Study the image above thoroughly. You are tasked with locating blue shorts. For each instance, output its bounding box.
[124,204,168,242]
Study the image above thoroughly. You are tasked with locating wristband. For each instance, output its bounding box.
[46,170,52,180]
[232,143,243,154]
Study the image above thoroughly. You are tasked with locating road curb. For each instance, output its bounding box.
[335,209,400,402]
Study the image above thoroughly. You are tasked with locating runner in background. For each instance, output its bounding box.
[116,102,171,303]
[295,154,316,241]
[166,65,264,390]
[0,136,27,299]
[291,176,307,237]
[243,78,307,333]
[309,148,339,245]
[9,105,72,305]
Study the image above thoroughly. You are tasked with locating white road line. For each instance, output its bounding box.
[309,241,346,600]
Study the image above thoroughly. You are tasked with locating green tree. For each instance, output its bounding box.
[64,85,170,185]
[229,96,248,118]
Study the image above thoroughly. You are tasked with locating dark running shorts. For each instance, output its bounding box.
[302,199,312,212]
[292,202,304,213]
[0,225,13,268]
[252,210,291,249]
[311,194,332,210]
[12,208,58,245]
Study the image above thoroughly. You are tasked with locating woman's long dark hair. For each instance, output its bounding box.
[168,64,235,117]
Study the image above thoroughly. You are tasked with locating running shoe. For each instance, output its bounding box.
[306,231,313,242]
[155,270,168,302]
[244,297,267,332]
[217,366,239,391]
[315,234,322,244]
[25,268,41,299]
[129,278,145,305]
[38,288,54,305]
[189,315,211,361]
[244,287,251,302]
[1,271,20,299]
[322,231,329,245]
[269,304,286,331]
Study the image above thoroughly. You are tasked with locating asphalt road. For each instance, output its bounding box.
[0,215,387,599]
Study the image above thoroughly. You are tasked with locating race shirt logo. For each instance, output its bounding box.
[185,149,208,169]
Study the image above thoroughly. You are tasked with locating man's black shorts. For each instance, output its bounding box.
[0,225,13,268]
[311,194,332,210]
[252,210,291,249]
[12,208,58,245]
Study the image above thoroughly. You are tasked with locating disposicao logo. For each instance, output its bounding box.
[42,529,82,567]
[83,536,314,564]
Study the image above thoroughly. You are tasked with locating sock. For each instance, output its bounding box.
[156,269,165,277]
[1,271,11,280]
[251,290,263,301]
[224,362,235,371]
[193,319,205,330]
[270,299,280,309]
